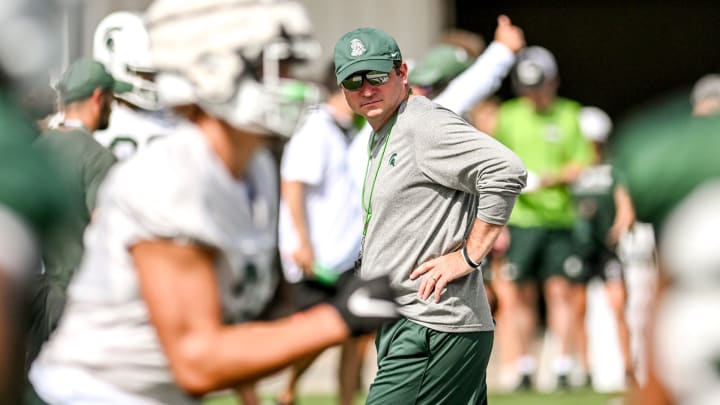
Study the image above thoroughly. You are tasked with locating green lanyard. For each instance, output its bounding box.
[361,118,396,236]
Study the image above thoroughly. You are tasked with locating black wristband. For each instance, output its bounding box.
[462,245,482,269]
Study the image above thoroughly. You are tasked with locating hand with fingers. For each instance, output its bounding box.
[292,242,315,277]
[494,15,525,54]
[409,249,478,303]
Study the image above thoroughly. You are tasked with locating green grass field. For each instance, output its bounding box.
[204,389,623,405]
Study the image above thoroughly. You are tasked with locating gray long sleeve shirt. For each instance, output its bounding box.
[359,96,526,332]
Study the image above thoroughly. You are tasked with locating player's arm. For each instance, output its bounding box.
[433,15,524,115]
[131,240,349,396]
[281,180,314,274]
[539,162,586,188]
[609,184,636,245]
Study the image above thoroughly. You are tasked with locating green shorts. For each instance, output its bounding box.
[504,226,586,282]
[366,318,493,405]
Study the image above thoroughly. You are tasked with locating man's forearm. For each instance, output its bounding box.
[281,180,311,245]
[464,218,505,265]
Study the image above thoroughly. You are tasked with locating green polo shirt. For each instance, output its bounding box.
[495,97,593,228]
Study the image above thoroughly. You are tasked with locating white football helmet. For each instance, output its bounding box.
[93,11,160,110]
[145,0,322,138]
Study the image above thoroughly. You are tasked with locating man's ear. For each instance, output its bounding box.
[90,88,105,106]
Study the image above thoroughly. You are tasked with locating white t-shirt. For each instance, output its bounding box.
[33,125,278,405]
[95,103,179,161]
[278,105,362,283]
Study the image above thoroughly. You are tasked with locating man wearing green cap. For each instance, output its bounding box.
[334,27,526,404]
[33,57,129,343]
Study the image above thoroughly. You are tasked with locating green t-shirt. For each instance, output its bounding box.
[34,126,116,288]
[495,97,593,228]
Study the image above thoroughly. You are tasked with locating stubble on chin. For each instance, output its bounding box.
[365,107,383,118]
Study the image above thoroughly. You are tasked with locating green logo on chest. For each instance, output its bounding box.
[389,152,397,167]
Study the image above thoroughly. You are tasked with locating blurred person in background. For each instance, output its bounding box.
[408,43,475,99]
[493,45,594,390]
[31,58,127,358]
[439,28,487,59]
[652,181,720,405]
[468,96,502,136]
[92,10,179,161]
[275,64,363,405]
[613,73,720,405]
[334,26,526,404]
[691,74,720,117]
[411,15,524,116]
[0,0,66,403]
[569,106,636,389]
[0,100,66,405]
[28,1,398,404]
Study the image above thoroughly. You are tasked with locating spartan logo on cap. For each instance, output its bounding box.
[516,60,544,86]
[350,38,366,57]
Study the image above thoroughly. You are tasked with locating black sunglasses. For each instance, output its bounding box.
[341,70,391,91]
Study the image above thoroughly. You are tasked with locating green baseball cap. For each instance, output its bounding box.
[334,27,402,84]
[408,45,473,87]
[57,58,132,103]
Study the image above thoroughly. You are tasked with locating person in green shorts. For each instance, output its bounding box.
[32,57,129,350]
[569,106,637,390]
[334,27,526,404]
[493,46,594,390]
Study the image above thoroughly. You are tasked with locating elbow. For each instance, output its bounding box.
[169,335,223,396]
[174,367,217,397]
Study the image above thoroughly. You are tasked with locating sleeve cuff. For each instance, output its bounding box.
[476,193,517,225]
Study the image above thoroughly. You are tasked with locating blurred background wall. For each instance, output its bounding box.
[59,0,719,121]
[453,0,720,121]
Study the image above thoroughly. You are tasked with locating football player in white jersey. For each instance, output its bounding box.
[92,10,177,161]
[29,1,397,404]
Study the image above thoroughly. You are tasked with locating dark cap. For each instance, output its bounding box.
[57,58,132,103]
[334,27,402,84]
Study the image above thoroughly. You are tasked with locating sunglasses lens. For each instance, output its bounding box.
[342,71,391,91]
[365,71,389,86]
[342,75,364,91]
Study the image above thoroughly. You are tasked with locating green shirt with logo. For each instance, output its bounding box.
[495,97,593,228]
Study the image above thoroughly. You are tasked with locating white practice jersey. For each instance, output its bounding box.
[35,125,278,404]
[94,103,179,161]
[279,105,362,282]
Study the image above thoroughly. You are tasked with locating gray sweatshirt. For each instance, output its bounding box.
[359,96,526,332]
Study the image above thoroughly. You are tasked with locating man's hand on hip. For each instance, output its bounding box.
[409,250,476,303]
